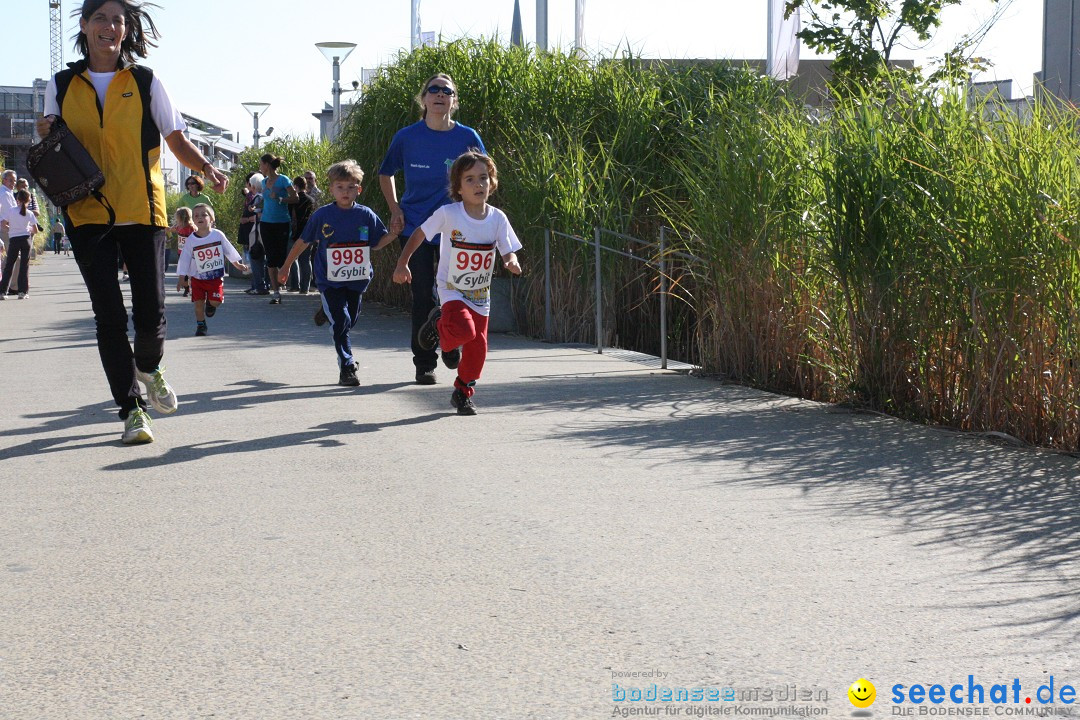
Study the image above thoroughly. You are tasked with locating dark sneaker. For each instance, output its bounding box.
[417,306,441,351]
[256,289,271,295]
[269,294,281,305]
[339,363,360,386]
[195,323,208,336]
[415,369,437,385]
[451,388,477,416]
[205,303,216,317]
[314,307,328,326]
[441,347,461,370]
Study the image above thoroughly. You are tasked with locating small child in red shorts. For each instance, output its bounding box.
[176,203,249,336]
[170,207,195,296]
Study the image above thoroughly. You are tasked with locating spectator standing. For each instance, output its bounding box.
[0,189,40,300]
[304,169,324,206]
[178,174,212,211]
[243,173,268,295]
[289,175,315,294]
[259,152,297,305]
[0,171,17,293]
[53,217,65,254]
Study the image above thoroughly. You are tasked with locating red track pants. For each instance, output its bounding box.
[438,300,489,397]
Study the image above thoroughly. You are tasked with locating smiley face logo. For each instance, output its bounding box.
[848,678,876,708]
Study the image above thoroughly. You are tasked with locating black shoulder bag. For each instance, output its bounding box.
[26,117,115,226]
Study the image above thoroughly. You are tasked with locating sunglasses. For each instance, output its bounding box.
[426,85,456,96]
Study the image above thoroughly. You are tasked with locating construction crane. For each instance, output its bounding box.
[49,0,63,75]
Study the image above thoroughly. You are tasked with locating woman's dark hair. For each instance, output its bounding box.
[292,176,307,191]
[260,153,282,171]
[15,189,30,216]
[73,1,161,67]
[186,175,205,192]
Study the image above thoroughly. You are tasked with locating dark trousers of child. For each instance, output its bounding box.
[437,300,489,398]
[0,236,31,294]
[321,285,362,368]
[70,224,167,419]
[400,237,439,373]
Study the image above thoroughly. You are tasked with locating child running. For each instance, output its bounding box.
[278,160,401,386]
[170,206,195,295]
[393,151,522,415]
[176,203,249,336]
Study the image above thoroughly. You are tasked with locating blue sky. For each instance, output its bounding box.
[5,0,1043,141]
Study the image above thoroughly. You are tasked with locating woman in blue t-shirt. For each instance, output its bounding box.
[259,152,297,305]
[379,72,485,385]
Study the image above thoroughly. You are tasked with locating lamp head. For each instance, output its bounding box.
[315,42,357,64]
[241,102,270,117]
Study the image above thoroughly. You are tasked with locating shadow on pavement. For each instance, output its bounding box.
[99,413,444,472]
[485,371,1080,639]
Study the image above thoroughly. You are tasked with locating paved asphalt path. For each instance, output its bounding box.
[1,255,1078,719]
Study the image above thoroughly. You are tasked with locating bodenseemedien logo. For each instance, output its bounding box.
[849,679,876,709]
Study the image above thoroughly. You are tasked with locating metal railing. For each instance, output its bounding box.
[543,225,702,370]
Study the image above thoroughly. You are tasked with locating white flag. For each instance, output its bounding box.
[767,0,800,80]
[412,0,422,49]
[574,0,585,53]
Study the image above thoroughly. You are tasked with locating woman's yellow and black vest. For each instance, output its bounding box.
[54,60,167,228]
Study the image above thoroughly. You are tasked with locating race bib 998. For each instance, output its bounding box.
[326,244,371,282]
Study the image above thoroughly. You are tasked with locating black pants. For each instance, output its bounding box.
[401,237,439,372]
[1,236,31,294]
[70,224,167,419]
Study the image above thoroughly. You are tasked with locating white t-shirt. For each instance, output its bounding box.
[421,202,522,316]
[0,185,16,212]
[44,70,186,138]
[175,228,241,280]
[0,205,40,238]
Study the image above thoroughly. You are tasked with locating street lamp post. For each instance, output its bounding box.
[241,101,271,148]
[315,42,356,141]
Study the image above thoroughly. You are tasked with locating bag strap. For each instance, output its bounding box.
[92,189,116,232]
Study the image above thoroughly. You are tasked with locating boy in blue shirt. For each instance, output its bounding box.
[278,160,401,386]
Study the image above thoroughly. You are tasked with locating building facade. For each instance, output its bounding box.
[1,78,244,198]
[1041,0,1080,104]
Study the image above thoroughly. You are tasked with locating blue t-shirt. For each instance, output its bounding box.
[378,120,485,240]
[301,202,389,292]
[261,174,293,224]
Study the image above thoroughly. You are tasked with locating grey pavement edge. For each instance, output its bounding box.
[1,255,1078,720]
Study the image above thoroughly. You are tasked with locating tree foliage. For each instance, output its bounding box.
[785,0,999,88]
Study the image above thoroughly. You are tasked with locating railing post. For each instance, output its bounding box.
[594,226,603,354]
[544,228,552,342]
[660,226,668,370]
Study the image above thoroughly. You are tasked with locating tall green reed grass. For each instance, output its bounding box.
[319,38,1080,450]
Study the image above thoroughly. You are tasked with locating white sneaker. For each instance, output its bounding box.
[0,294,6,301]
[136,366,178,414]
[121,407,154,444]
